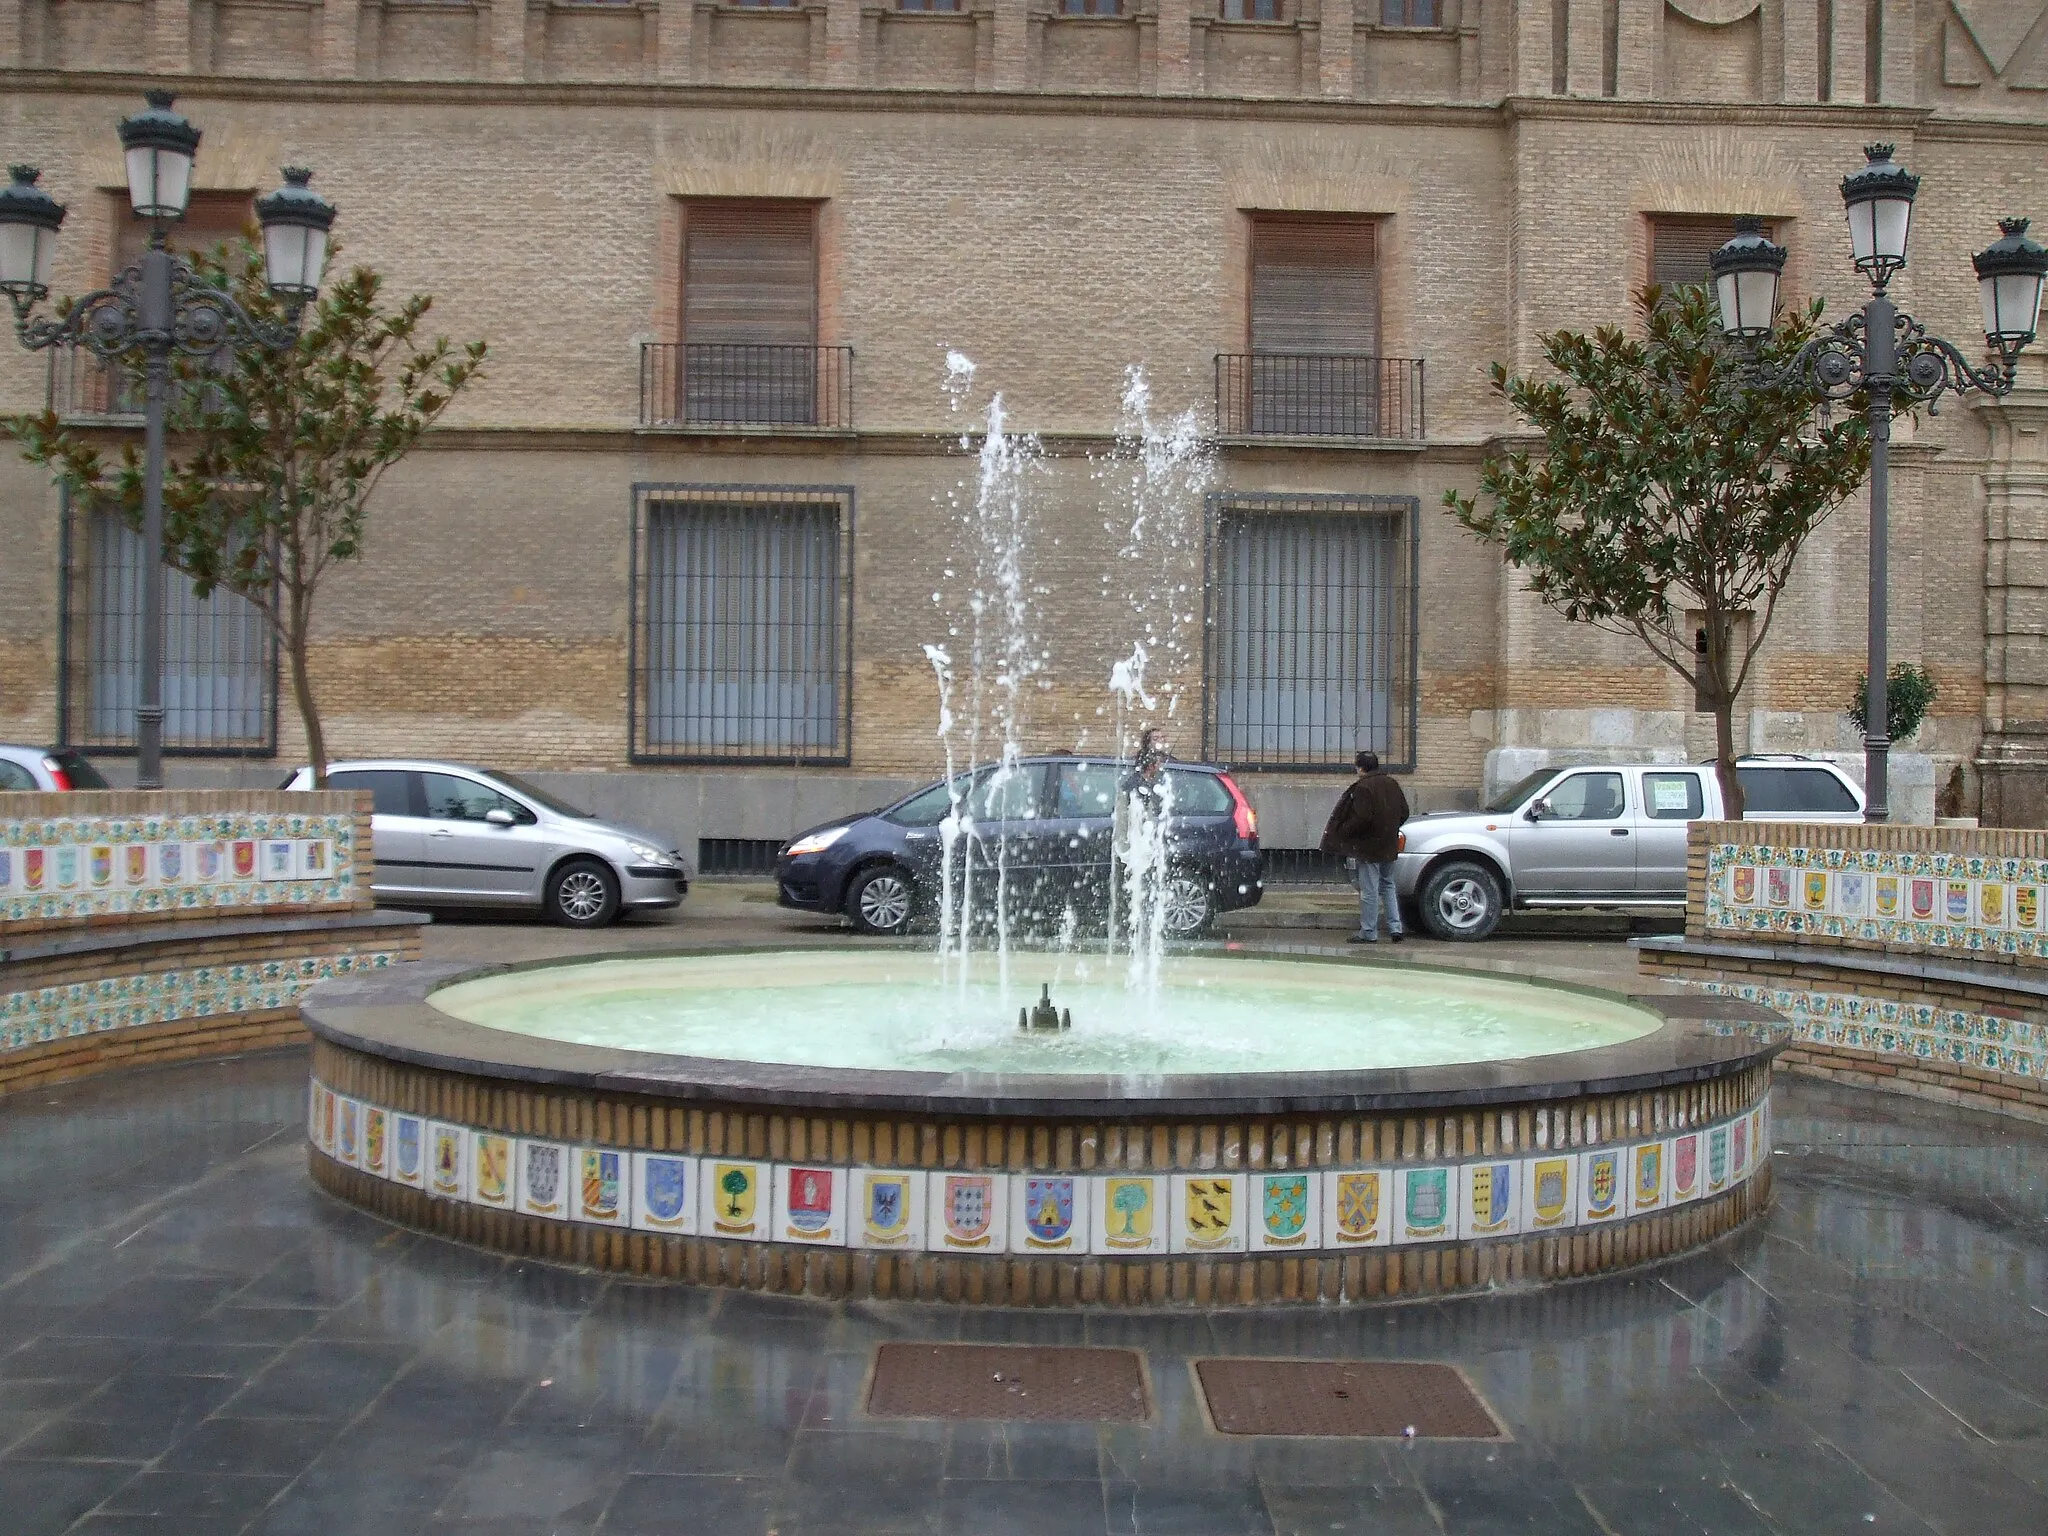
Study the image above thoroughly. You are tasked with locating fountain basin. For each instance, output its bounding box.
[301,948,1785,1306]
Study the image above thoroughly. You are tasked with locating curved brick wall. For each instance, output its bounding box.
[305,1037,1773,1307]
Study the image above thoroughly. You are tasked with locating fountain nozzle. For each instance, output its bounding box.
[1020,983,1070,1033]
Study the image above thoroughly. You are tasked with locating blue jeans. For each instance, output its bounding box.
[1356,860,1401,939]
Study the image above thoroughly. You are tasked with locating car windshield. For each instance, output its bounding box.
[487,771,594,819]
[1485,770,1555,813]
[886,773,977,827]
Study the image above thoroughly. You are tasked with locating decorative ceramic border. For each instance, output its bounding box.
[2,950,404,1057]
[1704,840,2048,959]
[1692,978,2046,1085]
[0,810,357,924]
[307,1078,1770,1257]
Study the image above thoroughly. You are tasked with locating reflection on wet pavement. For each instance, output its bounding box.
[1,1053,2044,1535]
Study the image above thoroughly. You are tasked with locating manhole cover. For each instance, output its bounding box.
[1194,1359,1504,1438]
[867,1343,1150,1423]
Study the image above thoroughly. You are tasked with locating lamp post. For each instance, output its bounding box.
[1709,145,2048,825]
[0,92,334,790]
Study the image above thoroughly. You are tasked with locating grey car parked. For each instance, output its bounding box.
[1394,755,1866,941]
[282,759,687,927]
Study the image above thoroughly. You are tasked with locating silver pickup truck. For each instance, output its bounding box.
[1394,756,1866,941]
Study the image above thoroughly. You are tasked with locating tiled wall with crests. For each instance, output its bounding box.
[306,1078,1770,1257]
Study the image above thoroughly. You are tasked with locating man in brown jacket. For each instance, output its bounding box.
[1319,750,1410,943]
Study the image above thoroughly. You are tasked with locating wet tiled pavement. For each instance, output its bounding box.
[3,1047,2045,1534]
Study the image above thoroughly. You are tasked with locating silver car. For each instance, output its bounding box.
[0,743,112,792]
[282,759,688,927]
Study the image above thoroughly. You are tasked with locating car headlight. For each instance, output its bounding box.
[627,842,677,866]
[785,827,848,856]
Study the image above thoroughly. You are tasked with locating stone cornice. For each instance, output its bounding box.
[0,70,1997,138]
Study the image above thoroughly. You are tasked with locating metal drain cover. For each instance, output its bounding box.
[1194,1359,1504,1438]
[867,1343,1150,1423]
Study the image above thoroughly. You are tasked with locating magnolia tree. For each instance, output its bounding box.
[1446,285,1883,817]
[5,242,485,784]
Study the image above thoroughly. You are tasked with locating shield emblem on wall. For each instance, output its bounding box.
[123,845,148,885]
[23,849,43,890]
[643,1157,690,1226]
[89,845,111,887]
[1470,1164,1512,1233]
[1946,881,1970,922]
[1909,879,1935,919]
[1634,1144,1662,1207]
[1731,866,1756,905]
[1707,1128,1729,1190]
[2019,887,2040,930]
[1766,868,1790,907]
[232,841,256,879]
[1103,1178,1154,1248]
[1262,1174,1309,1244]
[475,1136,511,1204]
[1837,872,1867,915]
[1586,1153,1618,1218]
[1531,1159,1570,1226]
[582,1151,622,1221]
[197,842,223,881]
[1803,872,1827,911]
[397,1119,421,1181]
[1982,883,2007,926]
[710,1163,756,1232]
[1673,1135,1699,1197]
[785,1168,834,1237]
[1875,876,1899,917]
[1024,1176,1076,1247]
[943,1175,994,1247]
[1336,1172,1383,1241]
[863,1173,912,1245]
[1731,1120,1748,1176]
[1404,1169,1448,1237]
[525,1144,563,1213]
[53,847,77,888]
[1181,1178,1233,1250]
[432,1128,462,1196]
[364,1109,386,1174]
[338,1100,358,1161]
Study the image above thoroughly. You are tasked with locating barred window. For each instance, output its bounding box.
[61,497,275,754]
[631,485,852,764]
[1204,494,1416,772]
[1380,0,1437,23]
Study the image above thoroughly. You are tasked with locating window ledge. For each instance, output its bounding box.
[1215,433,1427,451]
[634,424,859,440]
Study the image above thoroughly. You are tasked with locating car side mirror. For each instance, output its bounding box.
[1526,799,1548,822]
[484,808,516,828]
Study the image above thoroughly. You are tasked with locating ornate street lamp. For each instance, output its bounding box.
[0,93,335,789]
[1709,145,2048,824]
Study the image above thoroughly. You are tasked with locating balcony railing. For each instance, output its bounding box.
[640,343,854,430]
[48,341,234,420]
[1214,354,1426,441]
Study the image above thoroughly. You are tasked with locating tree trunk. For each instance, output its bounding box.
[1713,703,1745,820]
[287,625,327,788]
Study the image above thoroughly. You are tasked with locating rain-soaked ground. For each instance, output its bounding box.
[2,1046,2044,1536]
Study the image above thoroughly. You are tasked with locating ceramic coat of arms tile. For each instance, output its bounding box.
[850,1169,923,1250]
[631,1152,697,1233]
[1668,1133,1701,1204]
[471,1133,514,1210]
[517,1141,570,1221]
[1521,1155,1576,1232]
[1001,1173,1078,1254]
[1168,1173,1245,1254]
[1580,1149,1623,1224]
[391,1115,425,1189]
[773,1165,848,1246]
[1396,1166,1453,1242]
[932,1171,1007,1252]
[1251,1170,1318,1251]
[428,1123,468,1201]
[574,1148,629,1227]
[1457,1161,1519,1240]
[1092,1174,1166,1256]
[701,1159,768,1239]
[361,1106,389,1179]
[1626,1142,1665,1215]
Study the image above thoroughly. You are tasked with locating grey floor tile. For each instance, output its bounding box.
[938,1476,1111,1536]
[601,1472,776,1535]
[1261,1484,1443,1536]
[97,1469,292,1522]
[0,1456,142,1536]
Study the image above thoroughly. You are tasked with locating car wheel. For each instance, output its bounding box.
[1162,871,1214,939]
[548,858,621,928]
[847,864,916,936]
[1419,860,1503,942]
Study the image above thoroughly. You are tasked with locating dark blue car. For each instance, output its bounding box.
[775,755,1265,937]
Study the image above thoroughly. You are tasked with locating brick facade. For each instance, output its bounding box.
[3,4,2044,851]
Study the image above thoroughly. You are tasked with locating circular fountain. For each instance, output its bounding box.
[300,947,1784,1307]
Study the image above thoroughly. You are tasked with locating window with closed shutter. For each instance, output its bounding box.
[112,191,254,279]
[682,202,819,426]
[1648,216,1776,293]
[1247,217,1381,434]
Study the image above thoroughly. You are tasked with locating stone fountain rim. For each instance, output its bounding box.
[299,945,1788,1118]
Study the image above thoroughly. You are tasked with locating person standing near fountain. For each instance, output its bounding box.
[1321,751,1410,944]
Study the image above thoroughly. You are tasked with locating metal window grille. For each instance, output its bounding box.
[1203,493,1418,773]
[639,344,853,430]
[630,485,853,765]
[58,492,276,755]
[1215,355,1424,440]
